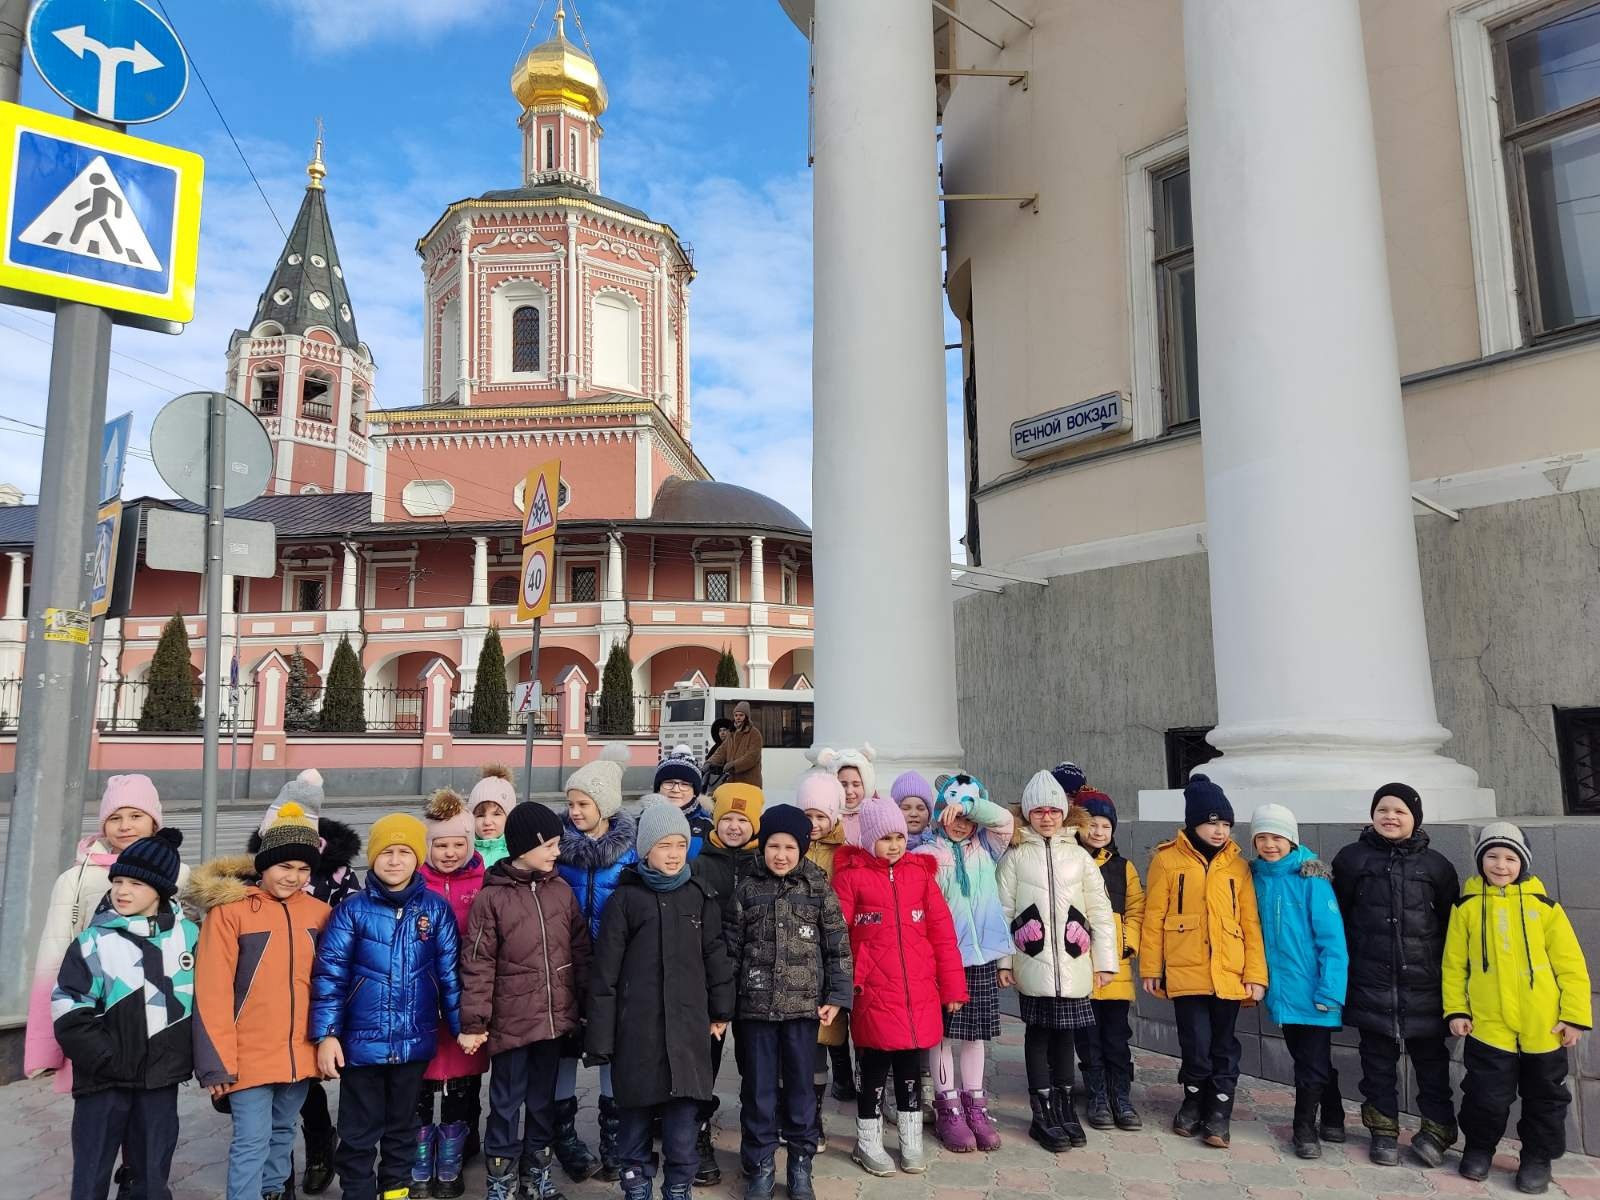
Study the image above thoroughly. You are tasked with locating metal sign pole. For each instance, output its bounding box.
[200,390,226,858]
[522,618,542,806]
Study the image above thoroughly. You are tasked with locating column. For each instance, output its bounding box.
[5,552,25,618]
[471,536,489,607]
[340,544,359,611]
[810,0,961,777]
[456,219,473,405]
[748,536,765,604]
[1155,0,1489,821]
[606,534,624,603]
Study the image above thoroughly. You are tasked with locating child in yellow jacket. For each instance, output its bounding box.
[1444,823,1591,1195]
[1140,775,1266,1150]
[1072,790,1145,1132]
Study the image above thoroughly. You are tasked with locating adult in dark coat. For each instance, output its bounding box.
[1331,783,1461,1168]
[706,701,764,787]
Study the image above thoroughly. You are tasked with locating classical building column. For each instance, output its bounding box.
[748,536,765,604]
[340,543,359,611]
[810,0,961,776]
[471,537,489,607]
[1146,0,1490,822]
[5,552,25,618]
[606,533,624,603]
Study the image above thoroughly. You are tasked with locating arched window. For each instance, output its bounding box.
[570,130,579,171]
[439,297,461,400]
[301,370,333,422]
[592,291,641,391]
[543,127,555,170]
[489,576,517,605]
[512,305,540,373]
[350,383,367,431]
[251,368,281,416]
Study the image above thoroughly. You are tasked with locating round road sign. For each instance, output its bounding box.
[522,544,551,610]
[149,392,274,509]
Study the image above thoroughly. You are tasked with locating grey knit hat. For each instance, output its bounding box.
[1250,803,1299,847]
[636,799,691,859]
[1475,820,1532,876]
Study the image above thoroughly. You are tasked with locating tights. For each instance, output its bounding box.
[857,1048,922,1121]
[554,1058,614,1102]
[415,1076,482,1125]
[1023,1026,1076,1091]
[930,1039,986,1096]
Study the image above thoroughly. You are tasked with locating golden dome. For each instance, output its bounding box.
[511,4,608,116]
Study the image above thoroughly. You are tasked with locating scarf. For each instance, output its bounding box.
[1184,828,1223,862]
[637,861,690,892]
[936,819,974,897]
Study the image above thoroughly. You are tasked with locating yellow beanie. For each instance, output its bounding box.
[711,783,766,830]
[367,813,427,867]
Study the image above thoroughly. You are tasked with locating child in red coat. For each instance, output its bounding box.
[414,789,488,1198]
[833,796,967,1177]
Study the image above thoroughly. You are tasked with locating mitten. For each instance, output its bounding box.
[1015,918,1044,946]
[1064,920,1091,956]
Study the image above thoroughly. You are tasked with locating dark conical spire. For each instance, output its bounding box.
[248,127,360,348]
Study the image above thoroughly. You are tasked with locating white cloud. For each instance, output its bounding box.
[266,0,510,52]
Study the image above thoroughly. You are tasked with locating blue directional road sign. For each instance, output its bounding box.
[28,0,189,125]
[101,412,132,504]
[91,499,122,618]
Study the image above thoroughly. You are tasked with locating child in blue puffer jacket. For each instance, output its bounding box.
[311,814,461,1200]
[1249,804,1348,1163]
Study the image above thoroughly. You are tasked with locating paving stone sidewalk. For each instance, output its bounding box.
[6,1019,1596,1200]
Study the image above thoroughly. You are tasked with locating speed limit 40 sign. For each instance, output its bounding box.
[518,535,554,621]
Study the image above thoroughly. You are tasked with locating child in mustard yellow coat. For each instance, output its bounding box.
[1140,775,1266,1150]
[1444,823,1591,1195]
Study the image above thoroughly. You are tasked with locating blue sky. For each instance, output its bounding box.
[0,0,964,546]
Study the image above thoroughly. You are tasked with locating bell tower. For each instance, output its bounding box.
[512,3,606,192]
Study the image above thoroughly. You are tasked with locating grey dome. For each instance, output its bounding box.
[650,478,808,535]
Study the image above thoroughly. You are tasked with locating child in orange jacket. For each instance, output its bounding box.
[1139,775,1267,1150]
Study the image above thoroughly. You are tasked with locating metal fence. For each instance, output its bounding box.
[586,693,664,737]
[449,691,561,737]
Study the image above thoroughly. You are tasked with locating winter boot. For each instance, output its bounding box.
[812,1083,828,1144]
[485,1156,519,1200]
[302,1122,337,1195]
[596,1095,624,1183]
[1459,1146,1493,1182]
[1291,1089,1321,1160]
[1172,1085,1206,1138]
[786,1151,816,1200]
[434,1121,468,1199]
[1201,1088,1233,1149]
[411,1125,437,1198]
[1083,1068,1115,1130]
[113,1166,133,1200]
[1361,1104,1400,1166]
[744,1159,776,1200]
[1110,1071,1142,1130]
[693,1113,721,1186]
[618,1168,653,1200]
[662,1183,692,1200]
[520,1148,566,1200]
[1319,1077,1346,1143]
[960,1090,1003,1151]
[1517,1157,1553,1194]
[384,1188,417,1200]
[1410,1118,1457,1169]
[1027,1090,1071,1152]
[896,1111,926,1173]
[933,1094,977,1153]
[1052,1085,1088,1148]
[851,1118,896,1177]
[829,1043,857,1102]
[552,1097,599,1182]
[920,1067,937,1117]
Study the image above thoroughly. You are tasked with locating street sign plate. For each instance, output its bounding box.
[518,535,554,622]
[149,392,273,509]
[0,102,203,323]
[1009,391,1131,460]
[91,499,121,618]
[513,680,543,716]
[144,509,276,578]
[521,459,560,542]
[101,411,132,504]
[28,0,189,124]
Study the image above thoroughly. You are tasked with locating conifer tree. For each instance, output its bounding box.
[597,641,635,736]
[139,614,200,732]
[715,646,740,688]
[284,646,317,733]
[318,635,366,733]
[471,626,510,734]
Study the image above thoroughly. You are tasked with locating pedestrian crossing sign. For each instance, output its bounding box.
[0,101,203,324]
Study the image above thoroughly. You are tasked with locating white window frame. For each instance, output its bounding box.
[1125,129,1191,443]
[438,296,461,402]
[694,546,742,603]
[591,289,643,392]
[401,479,455,517]
[491,279,551,383]
[282,567,333,613]
[555,550,604,603]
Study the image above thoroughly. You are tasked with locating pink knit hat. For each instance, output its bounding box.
[469,764,517,815]
[795,769,844,825]
[858,796,908,851]
[424,788,474,844]
[99,774,162,829]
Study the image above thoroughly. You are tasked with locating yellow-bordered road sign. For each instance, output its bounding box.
[518,535,555,622]
[0,101,203,324]
[91,498,122,618]
[521,459,560,543]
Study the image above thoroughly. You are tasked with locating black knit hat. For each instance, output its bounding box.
[758,804,813,859]
[1183,774,1234,829]
[254,801,323,875]
[505,800,565,862]
[1372,782,1423,826]
[109,827,184,899]
[653,755,703,795]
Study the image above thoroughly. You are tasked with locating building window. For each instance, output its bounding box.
[489,576,517,605]
[570,129,579,171]
[252,368,281,417]
[439,297,461,401]
[570,565,597,603]
[295,578,326,612]
[544,126,555,170]
[512,305,541,373]
[704,570,731,603]
[592,291,641,390]
[781,566,798,606]
[401,479,455,517]
[1494,2,1600,338]
[1153,161,1199,430]
[350,383,366,431]
[302,371,333,422]
[1556,705,1600,814]
[1164,725,1221,789]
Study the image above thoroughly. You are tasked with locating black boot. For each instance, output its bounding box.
[1027,1090,1072,1153]
[829,1042,857,1102]
[113,1166,133,1200]
[694,1111,721,1186]
[1291,1089,1321,1160]
[552,1096,599,1182]
[1110,1070,1142,1130]
[1052,1085,1088,1147]
[1319,1074,1346,1143]
[1083,1068,1114,1130]
[301,1115,337,1195]
[1172,1085,1205,1138]
[596,1095,623,1183]
[1459,1147,1493,1181]
[786,1150,816,1200]
[1411,1118,1457,1169]
[1362,1103,1400,1166]
[813,1083,828,1144]
[1517,1157,1552,1194]
[520,1147,566,1200]
[1202,1088,1233,1149]
[744,1158,776,1200]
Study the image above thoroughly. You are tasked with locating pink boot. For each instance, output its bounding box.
[933,1094,977,1152]
[961,1090,1003,1151]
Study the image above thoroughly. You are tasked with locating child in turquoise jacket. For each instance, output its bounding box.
[1249,804,1348,1162]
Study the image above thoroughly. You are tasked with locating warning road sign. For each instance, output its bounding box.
[91,499,122,618]
[518,536,555,622]
[521,459,560,543]
[0,101,203,324]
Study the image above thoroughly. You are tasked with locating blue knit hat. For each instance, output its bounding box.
[653,746,703,795]
[1077,788,1117,831]
[108,827,184,899]
[1183,773,1234,829]
[1051,761,1086,796]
